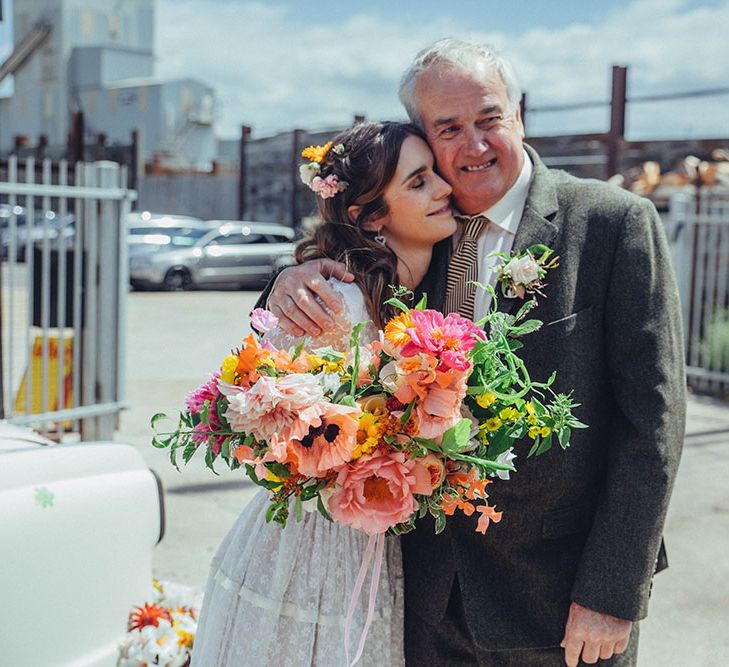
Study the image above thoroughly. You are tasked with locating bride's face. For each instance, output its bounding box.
[376,135,456,248]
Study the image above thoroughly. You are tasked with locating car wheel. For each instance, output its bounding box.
[163,267,192,291]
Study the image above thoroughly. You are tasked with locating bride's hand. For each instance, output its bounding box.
[267,259,354,337]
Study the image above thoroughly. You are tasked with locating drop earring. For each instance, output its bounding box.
[374,229,386,246]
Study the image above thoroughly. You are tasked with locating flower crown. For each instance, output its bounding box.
[299,141,349,199]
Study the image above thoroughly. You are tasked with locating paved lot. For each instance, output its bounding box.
[117,290,729,666]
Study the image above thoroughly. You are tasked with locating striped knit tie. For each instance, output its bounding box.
[444,215,489,320]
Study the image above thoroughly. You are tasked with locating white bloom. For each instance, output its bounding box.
[490,447,518,480]
[299,161,320,185]
[504,255,540,285]
[316,371,342,395]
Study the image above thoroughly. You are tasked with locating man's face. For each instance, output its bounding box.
[413,62,525,215]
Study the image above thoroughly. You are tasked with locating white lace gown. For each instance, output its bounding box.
[191,281,405,667]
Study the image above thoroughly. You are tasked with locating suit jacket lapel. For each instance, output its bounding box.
[497,144,560,318]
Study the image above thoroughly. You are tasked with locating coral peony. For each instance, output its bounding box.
[328,451,431,534]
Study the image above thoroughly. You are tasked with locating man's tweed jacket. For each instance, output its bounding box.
[404,144,685,650]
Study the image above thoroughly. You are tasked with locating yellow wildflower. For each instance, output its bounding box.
[478,423,490,446]
[352,412,385,459]
[305,353,345,373]
[525,401,538,425]
[301,141,332,163]
[221,354,238,384]
[540,426,552,437]
[384,311,414,348]
[265,469,283,490]
[499,407,521,422]
[476,392,496,409]
[528,425,551,439]
[484,417,502,432]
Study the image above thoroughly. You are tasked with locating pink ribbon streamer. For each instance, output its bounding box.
[344,532,386,666]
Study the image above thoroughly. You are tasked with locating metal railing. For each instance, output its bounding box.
[667,190,729,396]
[0,158,136,438]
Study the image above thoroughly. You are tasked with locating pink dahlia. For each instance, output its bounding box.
[401,310,485,372]
[185,373,221,414]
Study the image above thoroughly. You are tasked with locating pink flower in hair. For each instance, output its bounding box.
[310,174,349,199]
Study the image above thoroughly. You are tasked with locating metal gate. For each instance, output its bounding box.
[0,157,136,439]
[667,191,729,396]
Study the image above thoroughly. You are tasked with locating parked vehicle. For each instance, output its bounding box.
[0,204,75,261]
[129,221,295,290]
[0,421,164,666]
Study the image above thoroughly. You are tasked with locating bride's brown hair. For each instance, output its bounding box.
[295,121,427,328]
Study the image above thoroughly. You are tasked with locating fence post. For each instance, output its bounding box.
[94,161,122,439]
[606,65,627,179]
[238,125,251,219]
[291,129,303,232]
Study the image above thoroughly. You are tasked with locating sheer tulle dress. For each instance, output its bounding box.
[191,281,405,667]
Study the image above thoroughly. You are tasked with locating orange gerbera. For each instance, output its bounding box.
[301,141,332,162]
[127,602,172,631]
[384,311,414,348]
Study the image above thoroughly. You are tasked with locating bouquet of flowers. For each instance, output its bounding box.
[118,580,201,667]
[152,287,585,537]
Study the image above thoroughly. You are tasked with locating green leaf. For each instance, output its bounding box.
[317,495,333,521]
[527,438,540,457]
[413,437,440,453]
[150,412,167,429]
[310,346,345,362]
[268,461,291,478]
[434,511,446,535]
[535,433,554,456]
[265,502,279,524]
[557,427,571,449]
[182,439,198,463]
[221,437,232,459]
[291,341,305,361]
[200,399,210,426]
[204,442,220,475]
[414,293,428,310]
[382,297,410,313]
[338,394,356,407]
[399,401,415,425]
[440,419,473,456]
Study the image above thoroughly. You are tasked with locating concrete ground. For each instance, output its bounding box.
[117,289,729,666]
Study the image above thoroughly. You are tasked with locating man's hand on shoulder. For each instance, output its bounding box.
[560,602,633,666]
[267,259,354,337]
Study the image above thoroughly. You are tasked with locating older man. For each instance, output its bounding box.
[263,39,685,666]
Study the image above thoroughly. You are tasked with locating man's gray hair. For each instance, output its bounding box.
[399,38,522,128]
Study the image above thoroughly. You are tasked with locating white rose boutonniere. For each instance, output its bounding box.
[492,244,560,301]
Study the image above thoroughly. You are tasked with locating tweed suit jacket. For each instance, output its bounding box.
[401,144,686,650]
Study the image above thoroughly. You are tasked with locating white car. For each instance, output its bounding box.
[0,422,165,666]
[129,221,295,290]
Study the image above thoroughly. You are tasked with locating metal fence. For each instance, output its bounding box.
[667,190,729,396]
[0,158,136,439]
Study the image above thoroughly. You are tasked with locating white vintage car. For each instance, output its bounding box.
[0,422,165,666]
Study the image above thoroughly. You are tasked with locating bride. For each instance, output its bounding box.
[191,121,456,666]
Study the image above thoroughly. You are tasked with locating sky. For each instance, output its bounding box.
[2,0,727,140]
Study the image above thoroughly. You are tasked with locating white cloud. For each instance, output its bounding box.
[156,0,729,140]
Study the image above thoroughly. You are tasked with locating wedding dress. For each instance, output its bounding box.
[191,280,405,667]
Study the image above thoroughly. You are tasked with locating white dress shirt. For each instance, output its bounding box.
[453,149,533,321]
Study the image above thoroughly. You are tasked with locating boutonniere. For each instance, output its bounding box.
[492,244,560,301]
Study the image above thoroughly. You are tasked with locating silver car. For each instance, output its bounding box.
[129,221,295,290]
